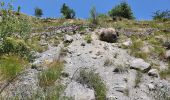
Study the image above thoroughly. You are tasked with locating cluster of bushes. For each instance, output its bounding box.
[108,2,134,20]
[0,1,32,60]
[153,10,170,21]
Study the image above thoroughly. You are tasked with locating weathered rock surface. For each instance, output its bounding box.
[165,50,170,59]
[64,81,95,100]
[98,28,119,43]
[64,35,73,43]
[1,44,63,99]
[130,58,151,72]
[1,25,170,100]
[148,69,159,78]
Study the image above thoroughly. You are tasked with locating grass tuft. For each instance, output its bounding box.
[38,60,64,88]
[84,34,92,43]
[0,54,28,81]
[77,70,106,100]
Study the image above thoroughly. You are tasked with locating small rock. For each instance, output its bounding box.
[147,84,155,91]
[64,35,73,43]
[148,69,159,78]
[165,50,170,59]
[77,53,81,56]
[92,55,97,59]
[122,39,132,46]
[81,42,86,46]
[130,58,151,72]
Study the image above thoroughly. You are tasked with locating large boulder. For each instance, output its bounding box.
[130,58,151,72]
[98,28,118,43]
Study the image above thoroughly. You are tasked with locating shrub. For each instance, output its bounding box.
[0,54,28,80]
[129,37,148,60]
[108,2,134,20]
[77,70,107,100]
[0,2,32,39]
[160,65,170,79]
[134,71,142,88]
[84,34,92,43]
[89,6,98,24]
[60,3,75,19]
[34,7,43,18]
[1,37,32,61]
[16,6,21,15]
[153,10,170,21]
[104,58,113,66]
[38,61,64,88]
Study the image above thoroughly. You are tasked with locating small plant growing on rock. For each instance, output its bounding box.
[129,37,148,60]
[38,60,64,88]
[84,34,92,43]
[160,66,170,79]
[104,58,113,66]
[134,71,142,88]
[77,69,107,100]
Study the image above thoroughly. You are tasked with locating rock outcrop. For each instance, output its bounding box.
[98,28,119,43]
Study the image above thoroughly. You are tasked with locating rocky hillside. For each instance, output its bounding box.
[0,19,170,100]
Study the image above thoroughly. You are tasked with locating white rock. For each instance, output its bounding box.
[122,39,132,46]
[148,69,159,77]
[64,81,95,100]
[165,50,170,58]
[147,84,155,91]
[64,35,73,43]
[130,58,151,72]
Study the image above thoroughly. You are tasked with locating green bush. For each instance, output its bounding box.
[0,9,31,39]
[1,37,32,61]
[60,3,75,19]
[34,7,43,18]
[84,34,92,43]
[153,10,170,21]
[108,2,134,20]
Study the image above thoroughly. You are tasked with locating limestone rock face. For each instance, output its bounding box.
[98,28,118,43]
[130,58,151,72]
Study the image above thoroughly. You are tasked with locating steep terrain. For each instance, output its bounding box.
[0,19,170,100]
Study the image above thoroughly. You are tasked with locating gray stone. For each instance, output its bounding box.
[64,81,95,100]
[148,69,159,77]
[64,35,73,43]
[81,42,86,46]
[165,50,170,59]
[122,39,132,47]
[147,83,155,91]
[130,58,151,72]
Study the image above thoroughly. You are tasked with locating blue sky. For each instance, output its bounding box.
[2,0,170,20]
